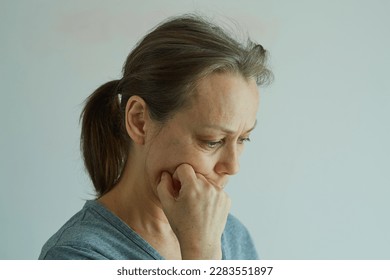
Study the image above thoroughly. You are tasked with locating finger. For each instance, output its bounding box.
[172,163,197,186]
[156,172,175,206]
[172,164,199,196]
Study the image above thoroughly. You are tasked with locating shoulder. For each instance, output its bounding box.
[222,213,259,260]
[39,201,159,260]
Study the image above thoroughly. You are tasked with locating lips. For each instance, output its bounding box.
[209,178,228,189]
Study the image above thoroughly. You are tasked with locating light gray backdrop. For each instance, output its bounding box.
[1,0,389,259]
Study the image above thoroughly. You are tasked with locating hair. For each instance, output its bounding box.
[80,14,273,197]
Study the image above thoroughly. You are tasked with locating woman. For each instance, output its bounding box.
[39,14,272,260]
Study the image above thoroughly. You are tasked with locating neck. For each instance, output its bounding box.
[98,154,171,234]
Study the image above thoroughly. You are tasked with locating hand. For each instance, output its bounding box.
[156,164,231,260]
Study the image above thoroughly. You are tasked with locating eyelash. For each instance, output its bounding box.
[204,137,251,149]
[205,140,224,149]
[238,137,251,144]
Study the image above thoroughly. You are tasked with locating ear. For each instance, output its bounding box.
[125,96,150,145]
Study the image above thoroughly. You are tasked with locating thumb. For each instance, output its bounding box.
[156,172,175,207]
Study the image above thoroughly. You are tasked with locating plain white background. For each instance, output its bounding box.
[1,0,389,259]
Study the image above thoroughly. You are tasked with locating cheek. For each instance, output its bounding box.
[152,145,214,177]
[167,150,213,175]
[184,154,214,175]
[179,148,219,178]
[145,132,217,184]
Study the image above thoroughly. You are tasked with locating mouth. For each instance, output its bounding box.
[209,179,228,189]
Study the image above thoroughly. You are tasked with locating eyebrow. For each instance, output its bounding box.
[204,120,257,135]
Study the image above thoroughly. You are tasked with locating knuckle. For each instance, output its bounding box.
[178,163,193,173]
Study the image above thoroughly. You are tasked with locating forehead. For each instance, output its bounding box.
[187,72,260,126]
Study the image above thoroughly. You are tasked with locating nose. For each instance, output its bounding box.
[214,145,240,176]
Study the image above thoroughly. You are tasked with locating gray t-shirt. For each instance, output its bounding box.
[39,200,258,260]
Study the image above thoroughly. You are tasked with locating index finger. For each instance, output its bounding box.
[172,163,197,187]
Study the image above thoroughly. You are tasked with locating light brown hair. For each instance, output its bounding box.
[80,14,273,197]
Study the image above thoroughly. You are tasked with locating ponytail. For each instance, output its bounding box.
[80,80,129,197]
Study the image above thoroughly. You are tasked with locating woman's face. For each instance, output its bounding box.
[145,72,260,190]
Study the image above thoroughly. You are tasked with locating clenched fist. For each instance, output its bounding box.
[156,164,231,259]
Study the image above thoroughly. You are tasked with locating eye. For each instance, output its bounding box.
[204,140,224,149]
[238,137,251,144]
